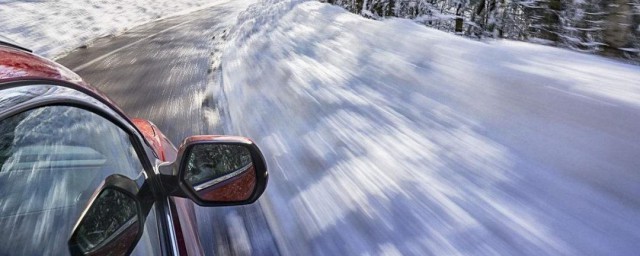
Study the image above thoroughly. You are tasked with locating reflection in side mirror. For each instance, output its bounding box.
[184,144,256,202]
[68,175,144,256]
[171,135,268,207]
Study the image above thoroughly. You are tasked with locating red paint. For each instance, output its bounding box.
[161,134,178,163]
[132,118,166,161]
[0,46,82,83]
[197,165,256,201]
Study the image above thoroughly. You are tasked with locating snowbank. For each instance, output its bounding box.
[223,0,640,255]
[0,0,232,58]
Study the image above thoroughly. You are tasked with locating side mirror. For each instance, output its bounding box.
[68,175,144,256]
[163,135,268,206]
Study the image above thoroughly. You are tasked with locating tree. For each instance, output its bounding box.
[321,0,640,61]
[602,0,634,56]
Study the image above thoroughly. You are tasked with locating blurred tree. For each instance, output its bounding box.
[602,0,634,56]
[320,0,640,61]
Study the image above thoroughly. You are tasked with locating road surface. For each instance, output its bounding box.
[57,2,279,255]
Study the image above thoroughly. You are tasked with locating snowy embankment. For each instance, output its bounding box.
[0,0,231,58]
[223,0,640,255]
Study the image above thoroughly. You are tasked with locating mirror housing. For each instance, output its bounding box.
[161,135,268,207]
[68,175,144,256]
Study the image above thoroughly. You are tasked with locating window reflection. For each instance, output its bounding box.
[75,188,138,253]
[0,104,147,255]
[184,144,252,187]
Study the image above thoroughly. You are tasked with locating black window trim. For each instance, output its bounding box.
[0,42,32,53]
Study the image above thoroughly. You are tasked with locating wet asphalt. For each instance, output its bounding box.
[57,4,279,256]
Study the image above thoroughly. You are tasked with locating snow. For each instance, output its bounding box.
[2,0,639,254]
[222,0,640,255]
[0,0,235,58]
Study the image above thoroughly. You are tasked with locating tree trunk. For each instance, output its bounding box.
[455,3,464,33]
[602,0,632,56]
[542,0,562,43]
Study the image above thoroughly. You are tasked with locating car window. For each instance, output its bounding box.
[0,105,160,255]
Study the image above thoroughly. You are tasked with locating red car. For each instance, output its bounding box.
[0,40,268,255]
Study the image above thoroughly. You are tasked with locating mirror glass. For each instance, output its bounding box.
[184,144,256,202]
[72,188,140,255]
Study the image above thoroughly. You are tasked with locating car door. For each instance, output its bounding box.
[0,83,164,255]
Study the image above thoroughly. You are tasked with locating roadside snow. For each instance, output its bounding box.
[0,0,234,58]
[223,0,640,255]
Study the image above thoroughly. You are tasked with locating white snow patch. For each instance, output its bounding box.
[223,0,640,255]
[226,211,253,255]
[0,0,235,58]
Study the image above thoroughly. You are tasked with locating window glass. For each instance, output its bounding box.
[0,105,159,255]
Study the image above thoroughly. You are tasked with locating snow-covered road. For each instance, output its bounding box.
[222,1,640,255]
[3,0,640,254]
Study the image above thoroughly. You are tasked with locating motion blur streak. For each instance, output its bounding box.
[221,0,640,255]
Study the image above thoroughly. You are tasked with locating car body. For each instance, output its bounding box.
[0,42,267,255]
